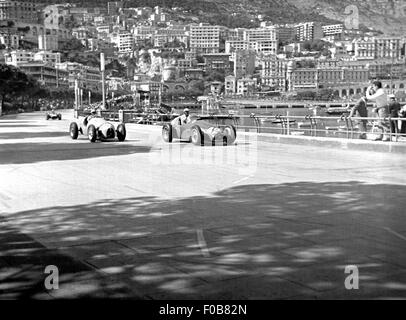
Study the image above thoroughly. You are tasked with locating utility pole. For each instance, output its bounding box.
[100,52,106,110]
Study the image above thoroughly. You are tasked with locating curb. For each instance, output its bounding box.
[239,131,406,154]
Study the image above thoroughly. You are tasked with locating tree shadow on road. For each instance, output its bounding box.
[0,142,152,165]
[0,132,69,140]
[1,181,406,299]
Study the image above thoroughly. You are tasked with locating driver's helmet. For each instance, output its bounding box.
[90,108,97,115]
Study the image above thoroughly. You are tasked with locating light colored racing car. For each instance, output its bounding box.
[46,109,62,120]
[162,114,237,146]
[69,114,126,142]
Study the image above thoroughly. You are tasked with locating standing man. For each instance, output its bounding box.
[348,96,368,139]
[388,94,401,138]
[366,80,390,141]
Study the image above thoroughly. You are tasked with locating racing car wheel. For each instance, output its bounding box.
[69,122,79,139]
[116,123,126,141]
[162,124,173,142]
[191,125,204,146]
[88,124,97,142]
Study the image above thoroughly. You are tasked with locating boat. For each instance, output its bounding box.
[326,107,350,115]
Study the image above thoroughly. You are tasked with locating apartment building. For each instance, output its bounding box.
[111,31,134,53]
[0,28,19,49]
[56,62,102,92]
[190,23,221,54]
[203,53,232,72]
[0,0,38,23]
[322,24,343,40]
[352,37,403,60]
[233,49,256,78]
[5,50,61,66]
[258,55,287,90]
[296,22,323,42]
[18,62,69,88]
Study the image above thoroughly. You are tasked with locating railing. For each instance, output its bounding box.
[76,109,406,142]
[236,113,406,142]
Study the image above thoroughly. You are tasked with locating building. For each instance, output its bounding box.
[184,68,204,80]
[5,49,61,67]
[375,36,403,59]
[153,27,189,48]
[296,22,323,42]
[72,27,89,41]
[111,31,134,53]
[322,24,343,40]
[56,62,102,92]
[236,78,256,95]
[233,49,256,78]
[38,34,58,51]
[225,75,237,94]
[203,53,231,72]
[274,24,296,43]
[0,0,38,23]
[353,37,403,60]
[243,27,278,55]
[0,28,19,49]
[286,62,369,91]
[190,23,221,54]
[107,1,124,15]
[4,50,34,66]
[258,55,287,90]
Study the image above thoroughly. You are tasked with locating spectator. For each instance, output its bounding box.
[366,81,390,141]
[399,104,406,137]
[348,96,368,139]
[388,94,401,138]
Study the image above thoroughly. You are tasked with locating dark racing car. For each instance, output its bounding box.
[162,114,237,146]
[46,109,62,120]
[69,112,126,142]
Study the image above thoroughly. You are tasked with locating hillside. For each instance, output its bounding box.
[22,0,405,34]
[287,0,405,35]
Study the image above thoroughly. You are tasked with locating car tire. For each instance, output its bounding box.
[223,136,228,146]
[224,125,237,145]
[46,115,50,120]
[162,124,173,142]
[191,125,204,146]
[70,122,79,139]
[58,114,62,120]
[116,123,126,141]
[88,124,97,142]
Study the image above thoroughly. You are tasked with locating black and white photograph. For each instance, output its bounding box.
[0,0,406,307]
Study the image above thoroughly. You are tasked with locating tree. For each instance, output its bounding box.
[0,64,39,113]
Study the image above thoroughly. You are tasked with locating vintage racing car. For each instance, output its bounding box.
[162,114,237,146]
[46,109,62,120]
[69,114,126,142]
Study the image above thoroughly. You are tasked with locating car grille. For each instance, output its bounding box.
[106,127,115,139]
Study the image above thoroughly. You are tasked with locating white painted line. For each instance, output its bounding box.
[383,227,406,241]
[233,175,253,185]
[196,229,210,257]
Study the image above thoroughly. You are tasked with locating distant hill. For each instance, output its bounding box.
[20,0,404,34]
[287,0,406,35]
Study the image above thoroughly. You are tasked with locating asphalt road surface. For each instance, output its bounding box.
[1,110,406,299]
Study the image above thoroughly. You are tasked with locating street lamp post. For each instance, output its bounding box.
[100,52,106,110]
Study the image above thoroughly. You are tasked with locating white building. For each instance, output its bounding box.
[296,22,323,42]
[190,23,221,53]
[111,31,134,53]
